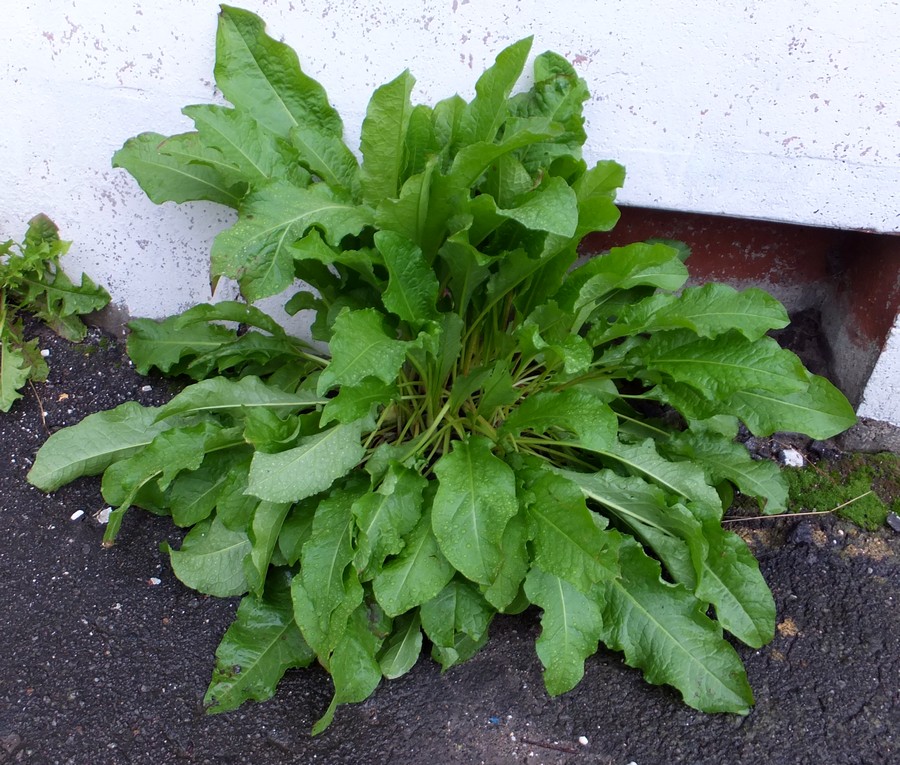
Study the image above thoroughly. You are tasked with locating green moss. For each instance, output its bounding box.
[785,451,900,531]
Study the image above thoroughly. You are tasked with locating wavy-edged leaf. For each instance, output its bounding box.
[633,331,809,400]
[0,341,29,412]
[183,104,302,186]
[215,5,343,139]
[211,181,371,301]
[420,579,493,670]
[291,482,366,659]
[598,284,790,343]
[664,430,788,513]
[352,464,427,579]
[482,509,529,611]
[432,436,519,586]
[495,176,578,237]
[561,468,705,588]
[157,375,324,421]
[457,37,532,147]
[312,605,382,735]
[524,469,619,593]
[557,241,688,315]
[600,538,754,714]
[166,515,251,597]
[502,387,617,451]
[126,316,235,375]
[372,508,454,616]
[28,401,167,491]
[695,527,775,649]
[244,501,292,596]
[378,611,423,680]
[289,123,359,195]
[248,419,366,503]
[205,570,314,713]
[360,70,415,204]
[375,230,439,324]
[112,132,243,207]
[525,566,605,695]
[729,373,856,440]
[316,308,410,394]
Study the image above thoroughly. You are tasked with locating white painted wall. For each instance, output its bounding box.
[3,0,900,424]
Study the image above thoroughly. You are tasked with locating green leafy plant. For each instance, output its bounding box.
[28,6,857,733]
[0,215,109,411]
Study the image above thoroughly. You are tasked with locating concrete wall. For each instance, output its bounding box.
[3,0,899,428]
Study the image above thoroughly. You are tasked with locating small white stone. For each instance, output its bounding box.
[578,735,589,746]
[70,509,85,521]
[95,507,112,524]
[40,348,50,357]
[780,448,805,467]
[148,577,162,586]
[140,384,152,392]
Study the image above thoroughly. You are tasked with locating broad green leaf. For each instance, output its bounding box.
[403,104,439,178]
[158,375,324,421]
[352,464,428,579]
[0,341,30,412]
[495,176,578,237]
[169,450,242,527]
[321,378,396,426]
[316,308,411,394]
[360,70,415,204]
[292,482,366,658]
[276,497,317,564]
[561,468,705,588]
[457,37,532,146]
[524,469,619,593]
[215,5,343,139]
[101,421,240,507]
[183,104,302,186]
[112,132,243,207]
[211,181,372,301]
[437,238,490,314]
[375,158,438,249]
[600,538,755,714]
[167,515,251,597]
[372,509,455,616]
[420,579,493,669]
[501,388,617,451]
[633,332,809,401]
[28,401,172,491]
[374,230,439,324]
[432,436,519,586]
[480,153,534,209]
[664,431,788,513]
[172,299,292,337]
[597,284,790,343]
[312,605,382,735]
[248,419,366,503]
[244,501,292,596]
[378,611,423,680]
[584,438,723,515]
[729,373,857,440]
[570,162,624,236]
[482,509,529,611]
[126,316,235,375]
[290,123,360,195]
[156,132,250,198]
[205,570,315,713]
[557,242,688,316]
[694,527,776,649]
[524,567,605,696]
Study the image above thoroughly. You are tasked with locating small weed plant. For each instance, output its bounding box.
[29,6,856,732]
[1,215,109,411]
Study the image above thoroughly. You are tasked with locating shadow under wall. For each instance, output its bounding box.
[581,206,900,408]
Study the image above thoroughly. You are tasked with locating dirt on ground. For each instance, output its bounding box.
[1,319,899,765]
